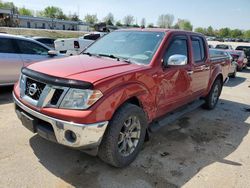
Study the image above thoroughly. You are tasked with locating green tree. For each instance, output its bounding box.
[69,13,80,21]
[207,26,214,36]
[115,21,123,27]
[84,14,98,24]
[18,7,33,16]
[40,6,67,19]
[244,30,250,39]
[147,23,154,28]
[218,28,231,38]
[195,27,206,35]
[230,29,243,38]
[0,1,18,13]
[177,19,193,31]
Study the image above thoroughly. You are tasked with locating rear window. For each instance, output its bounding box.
[0,38,16,53]
[191,37,205,62]
[209,49,228,58]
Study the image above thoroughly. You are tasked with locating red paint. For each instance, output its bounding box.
[14,29,230,124]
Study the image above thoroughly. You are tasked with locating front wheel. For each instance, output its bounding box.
[203,79,222,110]
[98,103,147,167]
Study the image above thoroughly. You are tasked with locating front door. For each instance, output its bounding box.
[156,35,192,117]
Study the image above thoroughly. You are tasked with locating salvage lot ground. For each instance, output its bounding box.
[0,69,250,188]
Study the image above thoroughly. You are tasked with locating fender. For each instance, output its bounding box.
[205,64,223,96]
[88,81,156,123]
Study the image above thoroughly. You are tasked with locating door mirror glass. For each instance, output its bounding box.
[48,50,57,56]
[167,54,187,66]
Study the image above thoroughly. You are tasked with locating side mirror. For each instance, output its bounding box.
[48,50,58,57]
[167,54,188,66]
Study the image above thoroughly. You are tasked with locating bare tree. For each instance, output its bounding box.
[103,13,114,25]
[157,14,174,28]
[140,18,146,28]
[123,15,134,26]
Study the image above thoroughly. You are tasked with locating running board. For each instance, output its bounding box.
[149,99,205,133]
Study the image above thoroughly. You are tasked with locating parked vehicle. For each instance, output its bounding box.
[228,50,248,71]
[235,46,250,66]
[54,32,106,56]
[13,29,230,167]
[210,49,237,78]
[208,44,214,48]
[33,37,56,49]
[0,34,63,86]
[215,44,233,50]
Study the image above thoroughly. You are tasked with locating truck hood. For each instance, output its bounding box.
[27,55,143,84]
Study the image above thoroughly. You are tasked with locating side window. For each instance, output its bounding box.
[17,40,48,55]
[164,37,188,63]
[0,38,17,53]
[191,37,205,63]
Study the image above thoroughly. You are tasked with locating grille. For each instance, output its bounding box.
[50,89,64,105]
[25,78,46,100]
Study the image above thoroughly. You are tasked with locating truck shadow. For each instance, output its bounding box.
[224,76,246,87]
[0,86,14,105]
[29,99,250,188]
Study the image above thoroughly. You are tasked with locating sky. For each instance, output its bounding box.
[11,0,250,30]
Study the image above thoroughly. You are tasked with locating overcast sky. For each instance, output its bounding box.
[11,0,250,30]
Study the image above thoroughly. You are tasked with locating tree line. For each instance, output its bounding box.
[1,0,250,38]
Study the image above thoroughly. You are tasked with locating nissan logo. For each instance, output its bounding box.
[28,83,38,96]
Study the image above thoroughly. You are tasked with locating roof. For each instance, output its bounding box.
[18,15,79,24]
[0,33,50,49]
[115,28,202,35]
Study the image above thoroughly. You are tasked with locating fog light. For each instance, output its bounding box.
[65,130,77,143]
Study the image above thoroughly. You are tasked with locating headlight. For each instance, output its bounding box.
[60,89,103,110]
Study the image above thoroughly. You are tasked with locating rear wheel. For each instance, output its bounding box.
[98,103,147,167]
[203,79,222,110]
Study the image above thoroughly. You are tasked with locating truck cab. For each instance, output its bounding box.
[13,29,230,167]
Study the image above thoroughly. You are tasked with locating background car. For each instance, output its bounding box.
[228,50,248,71]
[235,46,250,66]
[0,34,63,86]
[32,37,56,49]
[215,44,233,50]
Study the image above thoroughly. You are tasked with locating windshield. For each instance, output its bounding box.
[84,31,165,65]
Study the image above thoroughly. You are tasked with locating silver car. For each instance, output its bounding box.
[0,34,62,86]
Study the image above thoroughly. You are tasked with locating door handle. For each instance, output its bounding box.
[187,70,194,75]
[200,65,210,71]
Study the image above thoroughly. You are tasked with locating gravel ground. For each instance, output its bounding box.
[0,68,250,188]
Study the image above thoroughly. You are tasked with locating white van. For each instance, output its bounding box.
[54,32,106,56]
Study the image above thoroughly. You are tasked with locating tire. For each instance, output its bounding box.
[98,103,147,167]
[203,79,222,110]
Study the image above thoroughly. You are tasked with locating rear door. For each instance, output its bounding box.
[0,38,23,85]
[190,36,210,97]
[16,39,50,66]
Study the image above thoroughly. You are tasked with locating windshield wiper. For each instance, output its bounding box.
[82,52,94,56]
[98,54,133,64]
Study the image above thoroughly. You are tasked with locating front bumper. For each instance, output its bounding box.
[13,93,108,150]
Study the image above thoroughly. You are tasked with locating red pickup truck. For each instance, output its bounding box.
[13,29,230,167]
